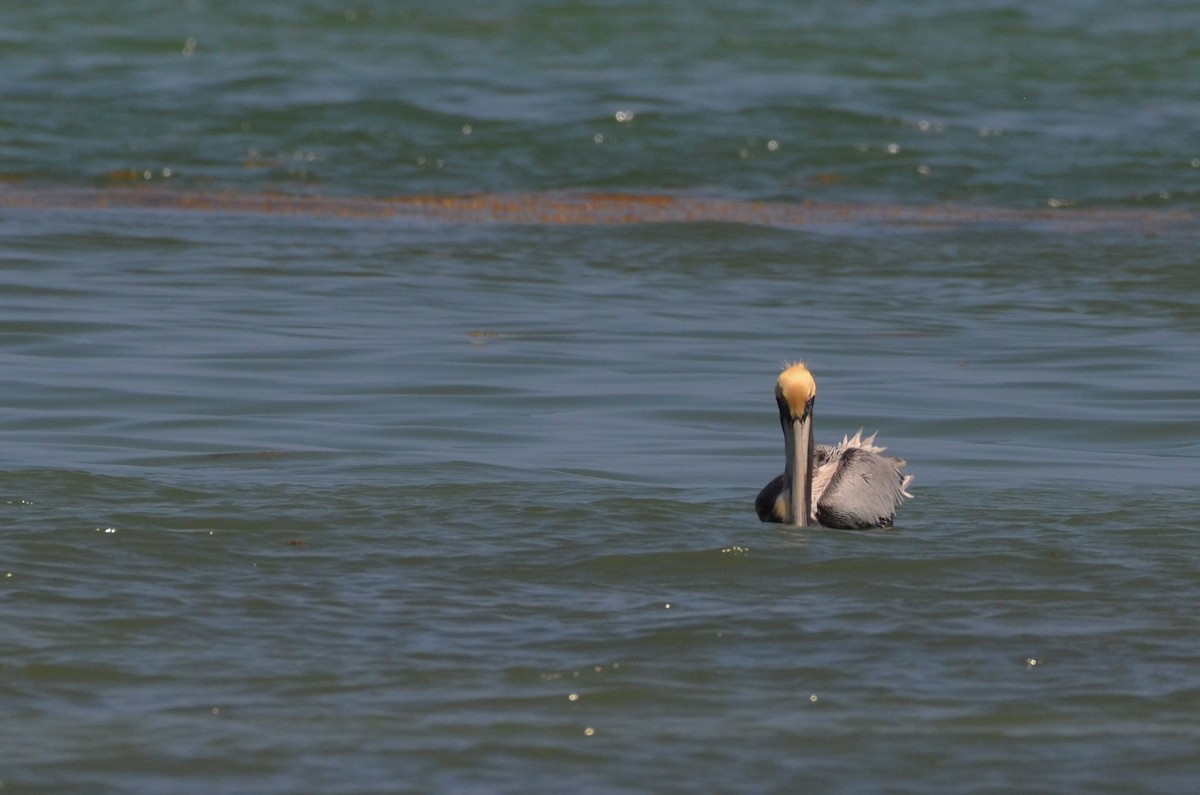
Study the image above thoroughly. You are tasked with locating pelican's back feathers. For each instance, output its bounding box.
[811,431,913,529]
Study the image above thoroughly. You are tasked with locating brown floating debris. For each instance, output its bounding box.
[0,185,1195,233]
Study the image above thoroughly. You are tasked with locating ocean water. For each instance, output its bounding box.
[2,1,1199,793]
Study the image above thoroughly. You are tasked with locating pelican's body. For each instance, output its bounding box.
[756,363,912,529]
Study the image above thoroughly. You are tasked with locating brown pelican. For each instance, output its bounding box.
[756,362,913,529]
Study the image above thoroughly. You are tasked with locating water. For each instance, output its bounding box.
[2,2,1199,793]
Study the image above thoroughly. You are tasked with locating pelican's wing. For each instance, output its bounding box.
[755,473,787,523]
[815,447,912,529]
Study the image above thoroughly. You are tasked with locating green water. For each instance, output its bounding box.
[2,2,1199,793]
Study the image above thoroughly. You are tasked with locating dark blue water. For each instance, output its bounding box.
[2,2,1198,793]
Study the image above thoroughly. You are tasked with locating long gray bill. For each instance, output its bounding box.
[788,413,814,526]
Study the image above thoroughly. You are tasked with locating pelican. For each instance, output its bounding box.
[756,362,913,529]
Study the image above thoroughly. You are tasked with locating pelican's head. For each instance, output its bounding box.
[775,362,817,526]
[775,362,816,422]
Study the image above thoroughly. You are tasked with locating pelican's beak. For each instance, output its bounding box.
[773,361,818,526]
[784,400,815,526]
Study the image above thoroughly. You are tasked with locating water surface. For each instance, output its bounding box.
[3,2,1199,793]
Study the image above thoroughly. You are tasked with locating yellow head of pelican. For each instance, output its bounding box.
[775,362,816,422]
